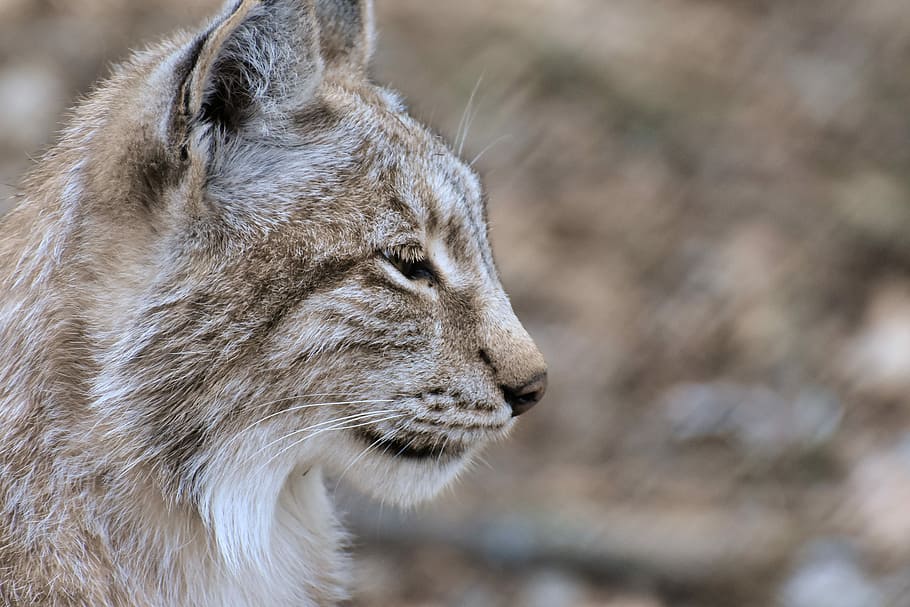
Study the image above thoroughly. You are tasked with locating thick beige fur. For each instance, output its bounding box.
[0,1,547,605]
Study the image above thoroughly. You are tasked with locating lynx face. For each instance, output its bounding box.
[55,0,548,534]
[178,81,549,507]
[0,1,546,588]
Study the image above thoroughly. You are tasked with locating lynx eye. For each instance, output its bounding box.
[382,249,437,285]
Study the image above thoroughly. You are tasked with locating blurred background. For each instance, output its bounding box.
[3,0,910,605]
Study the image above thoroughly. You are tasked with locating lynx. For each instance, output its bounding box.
[0,0,547,605]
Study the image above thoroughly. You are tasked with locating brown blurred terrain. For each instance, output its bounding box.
[4,1,910,605]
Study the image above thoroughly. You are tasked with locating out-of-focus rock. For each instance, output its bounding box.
[0,0,29,20]
[720,223,800,368]
[880,570,910,605]
[848,0,910,51]
[662,381,842,457]
[347,500,796,591]
[598,597,665,607]
[834,170,910,255]
[0,62,64,151]
[516,569,586,607]
[842,436,910,562]
[780,539,885,607]
[458,587,501,607]
[841,281,910,402]
[0,163,26,215]
[783,37,868,129]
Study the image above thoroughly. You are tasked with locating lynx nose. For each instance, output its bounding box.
[502,373,548,417]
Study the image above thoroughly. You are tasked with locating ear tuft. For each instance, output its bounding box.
[185,0,324,130]
[314,0,375,74]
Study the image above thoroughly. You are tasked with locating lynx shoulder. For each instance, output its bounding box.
[0,1,547,605]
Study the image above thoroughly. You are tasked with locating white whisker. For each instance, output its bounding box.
[434,434,451,468]
[234,398,395,441]
[249,392,363,409]
[393,434,420,459]
[470,134,512,167]
[258,413,408,472]
[474,453,494,472]
[246,409,401,464]
[332,425,400,493]
[456,72,484,156]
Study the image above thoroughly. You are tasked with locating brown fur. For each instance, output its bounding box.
[0,1,547,605]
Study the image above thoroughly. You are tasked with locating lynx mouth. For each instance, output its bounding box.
[354,427,466,460]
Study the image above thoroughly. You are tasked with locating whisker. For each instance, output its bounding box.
[456,72,484,156]
[435,434,451,468]
[248,409,401,462]
[332,425,400,493]
[470,134,513,167]
[474,453,495,472]
[234,398,395,442]
[258,413,408,472]
[394,434,421,459]
[249,393,366,409]
[259,398,393,414]
[460,102,481,158]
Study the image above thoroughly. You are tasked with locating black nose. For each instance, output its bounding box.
[502,373,548,417]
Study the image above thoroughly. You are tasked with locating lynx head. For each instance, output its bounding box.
[59,0,545,562]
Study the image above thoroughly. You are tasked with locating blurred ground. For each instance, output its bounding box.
[4,1,910,605]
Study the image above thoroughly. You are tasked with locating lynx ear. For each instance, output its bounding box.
[314,0,375,73]
[184,0,324,129]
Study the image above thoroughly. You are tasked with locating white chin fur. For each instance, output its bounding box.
[195,428,478,580]
[312,433,474,506]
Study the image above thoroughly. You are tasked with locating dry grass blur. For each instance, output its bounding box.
[3,1,910,605]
